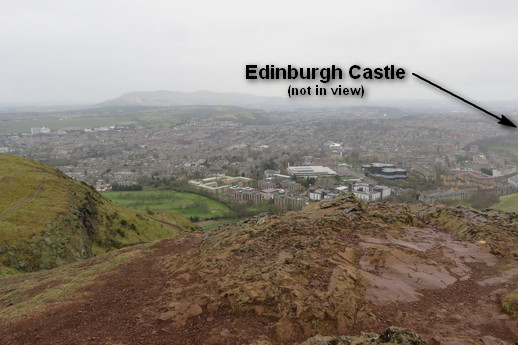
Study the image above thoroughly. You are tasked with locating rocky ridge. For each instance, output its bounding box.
[1,195,518,344]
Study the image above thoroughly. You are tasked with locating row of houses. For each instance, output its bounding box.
[418,186,518,202]
[229,186,264,204]
[441,170,511,189]
[228,185,306,210]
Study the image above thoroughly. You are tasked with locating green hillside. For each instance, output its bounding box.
[0,154,194,275]
[491,192,518,213]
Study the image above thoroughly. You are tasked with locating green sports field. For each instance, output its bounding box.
[104,190,232,221]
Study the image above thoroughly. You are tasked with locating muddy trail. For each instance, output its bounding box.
[2,196,518,345]
[2,235,207,345]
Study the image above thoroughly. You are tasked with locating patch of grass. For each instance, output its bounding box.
[104,190,232,221]
[498,265,511,273]
[0,264,19,278]
[502,289,518,318]
[310,319,328,329]
[491,193,518,213]
[488,140,518,152]
[198,218,240,230]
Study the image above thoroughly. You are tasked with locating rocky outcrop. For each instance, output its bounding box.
[153,195,518,343]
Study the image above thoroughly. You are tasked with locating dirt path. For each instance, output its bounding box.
[3,235,203,345]
[149,211,185,232]
[2,233,279,345]
[0,183,43,221]
[0,172,25,188]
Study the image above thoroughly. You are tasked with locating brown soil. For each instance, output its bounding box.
[2,234,279,345]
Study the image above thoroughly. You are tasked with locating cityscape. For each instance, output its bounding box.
[2,104,517,214]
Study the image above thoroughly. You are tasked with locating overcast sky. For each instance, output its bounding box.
[1,0,518,105]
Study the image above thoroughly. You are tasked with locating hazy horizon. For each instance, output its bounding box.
[2,1,518,105]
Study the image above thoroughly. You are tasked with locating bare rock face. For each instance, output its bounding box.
[148,195,518,343]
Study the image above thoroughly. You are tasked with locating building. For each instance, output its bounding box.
[188,174,253,194]
[327,182,392,202]
[229,186,264,205]
[260,188,284,200]
[94,184,112,192]
[272,173,291,181]
[274,194,305,210]
[258,178,276,190]
[287,166,337,178]
[264,169,280,178]
[362,163,407,179]
[309,189,330,201]
[281,179,302,193]
[353,189,381,201]
[31,126,50,135]
[492,166,517,177]
[442,170,510,189]
[374,185,392,198]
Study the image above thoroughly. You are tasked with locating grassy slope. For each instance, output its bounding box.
[0,154,193,275]
[491,192,518,213]
[488,140,518,152]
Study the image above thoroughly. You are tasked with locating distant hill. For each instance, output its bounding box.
[97,90,287,108]
[0,154,194,275]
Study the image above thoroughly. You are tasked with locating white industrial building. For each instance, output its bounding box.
[31,126,51,135]
[287,166,337,178]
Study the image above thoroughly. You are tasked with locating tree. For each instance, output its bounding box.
[262,158,277,171]
[468,192,499,210]
[481,167,493,176]
[300,177,316,188]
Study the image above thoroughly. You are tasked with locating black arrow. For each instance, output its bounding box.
[412,73,516,128]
